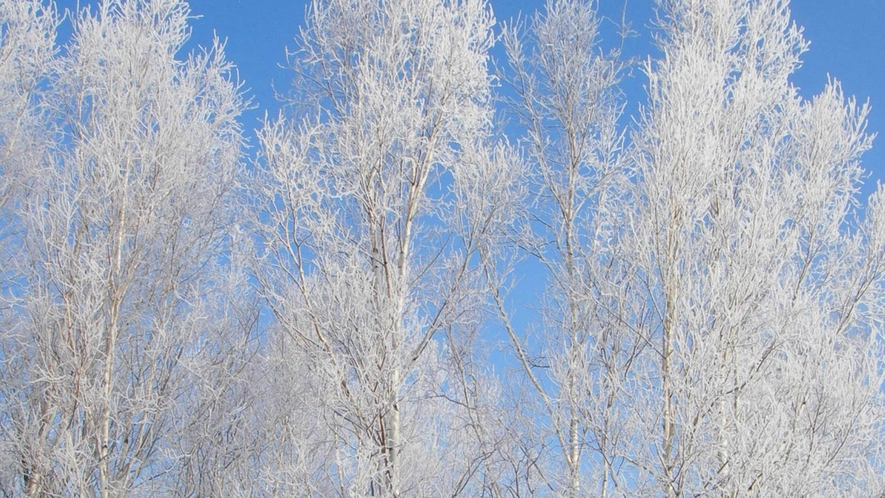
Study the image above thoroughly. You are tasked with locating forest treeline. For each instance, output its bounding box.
[1,0,884,496]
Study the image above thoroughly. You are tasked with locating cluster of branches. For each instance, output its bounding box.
[0,0,883,496]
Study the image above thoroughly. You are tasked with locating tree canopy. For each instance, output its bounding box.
[1,0,883,496]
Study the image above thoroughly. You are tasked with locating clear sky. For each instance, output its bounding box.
[53,0,885,194]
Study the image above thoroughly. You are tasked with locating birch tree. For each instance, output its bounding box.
[497,1,635,495]
[0,0,248,494]
[249,0,521,494]
[625,0,885,494]
[0,0,58,487]
[498,0,885,496]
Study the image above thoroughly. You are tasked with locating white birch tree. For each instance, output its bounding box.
[248,0,522,494]
[496,1,636,495]
[498,0,885,496]
[624,0,885,494]
[0,0,249,494]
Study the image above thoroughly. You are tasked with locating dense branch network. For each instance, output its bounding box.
[0,0,883,496]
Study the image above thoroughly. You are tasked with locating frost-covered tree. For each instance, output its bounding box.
[1,0,883,496]
[625,0,885,495]
[499,0,885,496]
[0,0,248,494]
[497,0,633,495]
[247,0,522,494]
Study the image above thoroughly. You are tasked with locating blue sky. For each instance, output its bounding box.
[53,0,885,193]
[186,0,885,195]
